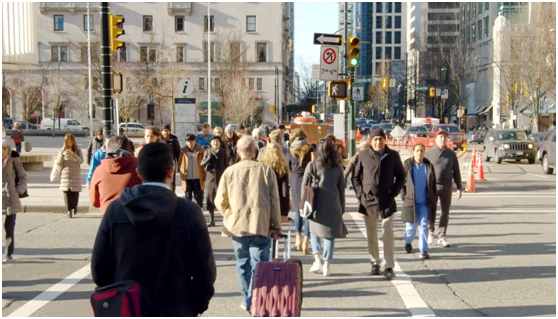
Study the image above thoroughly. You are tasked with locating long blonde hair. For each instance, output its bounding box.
[63,133,78,153]
[260,143,289,177]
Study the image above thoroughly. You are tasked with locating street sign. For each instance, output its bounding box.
[174,98,196,142]
[355,78,373,83]
[436,88,442,97]
[415,87,428,91]
[176,79,193,96]
[313,33,343,46]
[441,88,449,99]
[319,46,339,81]
[312,64,320,82]
[352,84,364,101]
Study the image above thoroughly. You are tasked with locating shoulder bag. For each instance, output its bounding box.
[299,162,319,220]
[90,200,179,317]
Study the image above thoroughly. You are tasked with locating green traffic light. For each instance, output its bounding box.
[350,58,359,66]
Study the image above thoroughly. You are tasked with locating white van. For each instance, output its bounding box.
[41,118,82,131]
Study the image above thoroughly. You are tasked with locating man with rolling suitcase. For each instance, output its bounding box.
[215,136,282,313]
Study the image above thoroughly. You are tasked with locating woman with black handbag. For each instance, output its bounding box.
[301,138,345,277]
[2,141,28,261]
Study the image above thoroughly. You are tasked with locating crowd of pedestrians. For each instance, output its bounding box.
[2,120,464,315]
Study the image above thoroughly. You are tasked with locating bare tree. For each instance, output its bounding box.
[4,70,46,128]
[221,72,261,124]
[43,64,68,132]
[296,57,325,110]
[367,82,389,118]
[117,77,144,134]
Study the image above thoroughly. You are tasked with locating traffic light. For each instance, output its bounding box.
[348,37,360,67]
[429,87,436,97]
[514,82,518,94]
[381,77,389,89]
[523,81,528,98]
[506,92,510,106]
[110,14,125,52]
[311,105,316,113]
[269,105,275,113]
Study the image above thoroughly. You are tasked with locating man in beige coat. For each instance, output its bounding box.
[215,136,282,313]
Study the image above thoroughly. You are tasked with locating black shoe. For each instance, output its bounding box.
[371,264,381,275]
[67,211,72,218]
[405,243,413,253]
[208,220,215,227]
[73,209,77,216]
[420,252,430,259]
[384,268,396,280]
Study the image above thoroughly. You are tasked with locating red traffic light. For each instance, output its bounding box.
[350,37,360,46]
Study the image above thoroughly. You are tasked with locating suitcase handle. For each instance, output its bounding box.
[270,217,293,261]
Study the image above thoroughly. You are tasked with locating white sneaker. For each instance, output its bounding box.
[437,237,451,247]
[427,233,434,245]
[310,260,323,274]
[323,262,331,277]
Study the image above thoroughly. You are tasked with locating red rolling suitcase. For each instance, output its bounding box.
[251,218,303,317]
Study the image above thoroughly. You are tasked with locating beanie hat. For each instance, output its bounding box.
[163,124,171,131]
[369,128,387,140]
[225,124,234,132]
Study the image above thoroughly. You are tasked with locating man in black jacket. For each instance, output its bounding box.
[162,124,181,191]
[86,130,104,166]
[91,143,216,317]
[351,128,405,280]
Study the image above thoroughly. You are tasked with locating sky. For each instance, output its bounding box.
[294,2,339,76]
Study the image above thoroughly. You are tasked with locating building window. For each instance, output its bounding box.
[376,3,382,13]
[54,15,64,31]
[478,2,482,15]
[203,42,215,62]
[83,15,93,31]
[472,24,476,42]
[385,32,392,44]
[395,2,401,13]
[485,2,489,11]
[462,6,465,23]
[175,16,184,32]
[149,48,156,62]
[230,41,241,62]
[119,46,127,62]
[394,31,401,44]
[376,31,382,44]
[143,15,153,32]
[246,16,256,32]
[140,46,147,62]
[386,16,392,29]
[140,47,156,63]
[214,78,220,90]
[385,47,392,59]
[376,47,382,59]
[375,62,382,75]
[199,78,205,91]
[176,46,184,62]
[147,103,155,120]
[394,47,401,59]
[80,45,87,62]
[249,78,254,90]
[376,16,382,29]
[51,46,68,62]
[256,43,267,62]
[478,20,483,40]
[386,2,392,13]
[204,15,214,32]
[472,3,476,17]
[484,16,489,37]
[466,3,470,20]
[257,78,262,90]
[395,16,401,29]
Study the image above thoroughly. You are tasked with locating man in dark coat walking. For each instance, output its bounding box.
[424,130,462,248]
[86,130,104,166]
[351,128,405,280]
[162,124,181,191]
[91,142,216,317]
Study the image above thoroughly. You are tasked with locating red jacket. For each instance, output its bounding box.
[89,155,143,215]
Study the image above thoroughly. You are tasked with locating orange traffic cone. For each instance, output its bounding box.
[475,151,486,181]
[471,147,477,168]
[465,157,476,192]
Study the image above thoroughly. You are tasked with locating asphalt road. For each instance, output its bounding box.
[2,137,556,317]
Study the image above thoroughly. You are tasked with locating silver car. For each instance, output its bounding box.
[483,130,536,164]
[537,129,556,174]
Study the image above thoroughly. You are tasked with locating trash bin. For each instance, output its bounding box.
[22,141,32,152]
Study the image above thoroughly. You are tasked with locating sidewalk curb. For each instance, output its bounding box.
[23,205,95,213]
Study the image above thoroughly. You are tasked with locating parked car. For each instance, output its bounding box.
[367,120,378,125]
[405,125,428,138]
[119,122,147,135]
[380,123,396,137]
[428,124,466,150]
[3,118,13,129]
[41,118,82,131]
[483,129,536,164]
[537,128,556,174]
[528,132,546,148]
[18,121,39,130]
[467,130,486,144]
[359,123,372,135]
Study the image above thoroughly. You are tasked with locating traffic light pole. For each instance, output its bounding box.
[100,2,113,137]
[344,2,356,158]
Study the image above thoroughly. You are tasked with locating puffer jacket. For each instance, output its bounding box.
[2,150,27,215]
[57,147,84,192]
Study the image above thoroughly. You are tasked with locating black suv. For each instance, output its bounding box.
[483,129,536,164]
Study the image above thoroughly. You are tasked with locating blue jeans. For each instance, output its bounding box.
[294,209,310,237]
[310,233,335,261]
[404,203,429,252]
[232,235,270,309]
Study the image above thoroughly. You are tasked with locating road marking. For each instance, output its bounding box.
[8,264,91,317]
[349,213,436,317]
[526,173,550,179]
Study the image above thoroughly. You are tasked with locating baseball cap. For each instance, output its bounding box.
[185,133,196,141]
[436,130,449,137]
